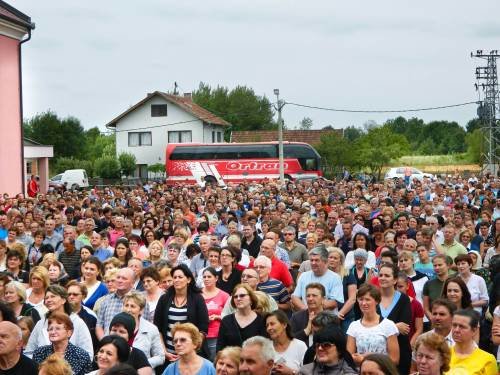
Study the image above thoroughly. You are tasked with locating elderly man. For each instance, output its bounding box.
[42,218,62,249]
[77,218,96,246]
[0,321,37,374]
[258,239,293,289]
[221,267,278,317]
[254,255,290,311]
[56,225,84,254]
[435,225,467,263]
[292,245,343,311]
[239,336,275,375]
[263,229,291,267]
[96,267,139,339]
[128,257,144,291]
[190,235,212,278]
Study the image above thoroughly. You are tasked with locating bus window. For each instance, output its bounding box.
[284,144,320,171]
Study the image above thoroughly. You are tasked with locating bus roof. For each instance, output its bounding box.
[167,141,311,147]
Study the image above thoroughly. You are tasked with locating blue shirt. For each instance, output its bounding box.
[162,357,215,375]
[293,269,344,305]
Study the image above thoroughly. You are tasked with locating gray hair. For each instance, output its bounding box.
[227,234,241,249]
[284,226,296,234]
[242,336,275,363]
[309,244,328,262]
[254,255,272,269]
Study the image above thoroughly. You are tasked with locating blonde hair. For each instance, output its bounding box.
[123,290,146,310]
[327,247,347,277]
[171,322,203,350]
[215,346,241,368]
[39,354,72,375]
[254,291,273,314]
[29,265,50,289]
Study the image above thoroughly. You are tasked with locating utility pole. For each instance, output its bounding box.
[274,89,285,184]
[472,50,500,176]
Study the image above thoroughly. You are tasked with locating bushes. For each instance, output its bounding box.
[53,157,94,177]
[94,156,121,178]
[118,152,136,177]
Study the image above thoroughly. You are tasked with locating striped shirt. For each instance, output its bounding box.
[165,302,187,353]
[258,278,291,304]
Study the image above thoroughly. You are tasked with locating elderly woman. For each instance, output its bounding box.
[265,310,307,373]
[166,242,182,268]
[214,346,241,375]
[299,325,357,374]
[47,260,69,286]
[217,284,266,352]
[25,284,93,359]
[162,322,215,375]
[32,312,92,375]
[4,280,40,323]
[413,333,451,375]
[122,290,165,369]
[87,335,130,375]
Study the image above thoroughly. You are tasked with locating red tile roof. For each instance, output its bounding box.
[231,129,342,145]
[106,91,230,128]
[0,1,33,29]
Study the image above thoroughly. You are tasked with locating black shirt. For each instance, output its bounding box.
[216,268,242,295]
[0,354,37,375]
[128,347,151,370]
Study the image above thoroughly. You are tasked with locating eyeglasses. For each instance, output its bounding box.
[220,253,233,258]
[68,293,81,296]
[283,233,294,236]
[173,337,190,344]
[315,342,335,350]
[242,274,257,279]
[233,293,249,299]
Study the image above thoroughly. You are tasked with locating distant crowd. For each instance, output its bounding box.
[0,172,499,375]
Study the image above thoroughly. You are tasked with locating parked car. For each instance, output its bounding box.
[384,167,434,181]
[49,169,89,191]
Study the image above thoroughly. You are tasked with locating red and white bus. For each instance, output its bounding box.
[165,142,322,186]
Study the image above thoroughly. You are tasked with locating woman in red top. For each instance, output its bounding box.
[201,267,229,361]
[396,272,424,349]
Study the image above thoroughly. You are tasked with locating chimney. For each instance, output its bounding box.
[183,93,192,100]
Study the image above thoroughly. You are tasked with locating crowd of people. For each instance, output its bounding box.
[0,172,499,375]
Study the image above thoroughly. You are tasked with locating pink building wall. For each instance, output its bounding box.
[0,35,23,196]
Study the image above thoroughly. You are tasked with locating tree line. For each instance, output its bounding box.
[23,84,485,179]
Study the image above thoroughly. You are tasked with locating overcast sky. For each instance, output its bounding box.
[11,0,500,131]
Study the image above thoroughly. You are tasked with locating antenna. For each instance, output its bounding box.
[472,50,500,176]
[173,82,179,96]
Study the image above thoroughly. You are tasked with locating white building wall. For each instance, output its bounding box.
[114,96,205,166]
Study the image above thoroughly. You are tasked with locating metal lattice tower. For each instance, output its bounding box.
[472,50,500,176]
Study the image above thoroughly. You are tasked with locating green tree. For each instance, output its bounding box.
[148,163,166,178]
[118,152,137,177]
[466,128,484,163]
[466,118,483,133]
[94,156,121,178]
[316,133,359,177]
[343,126,364,142]
[356,126,410,179]
[298,117,313,130]
[24,111,86,158]
[192,82,276,137]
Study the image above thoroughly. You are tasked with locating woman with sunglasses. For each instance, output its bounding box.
[162,322,215,375]
[216,284,265,352]
[299,325,357,374]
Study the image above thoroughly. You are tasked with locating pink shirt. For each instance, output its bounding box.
[204,289,230,338]
[108,229,125,248]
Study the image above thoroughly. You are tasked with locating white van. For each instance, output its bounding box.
[49,169,89,190]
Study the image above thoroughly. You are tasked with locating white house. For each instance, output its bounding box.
[105,91,230,178]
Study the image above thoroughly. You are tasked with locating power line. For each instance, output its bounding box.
[285,101,478,113]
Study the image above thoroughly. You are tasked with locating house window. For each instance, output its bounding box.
[212,131,215,143]
[26,161,32,174]
[135,164,148,178]
[168,131,192,143]
[217,132,222,142]
[128,132,152,146]
[151,104,168,117]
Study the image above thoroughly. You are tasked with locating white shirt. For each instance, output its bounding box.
[344,251,376,270]
[346,318,399,355]
[462,273,489,314]
[275,338,307,371]
[25,312,93,359]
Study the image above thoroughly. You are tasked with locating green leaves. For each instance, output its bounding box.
[118,152,137,177]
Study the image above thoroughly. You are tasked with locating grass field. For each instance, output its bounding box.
[388,154,481,175]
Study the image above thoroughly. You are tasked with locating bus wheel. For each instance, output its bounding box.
[204,176,217,186]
